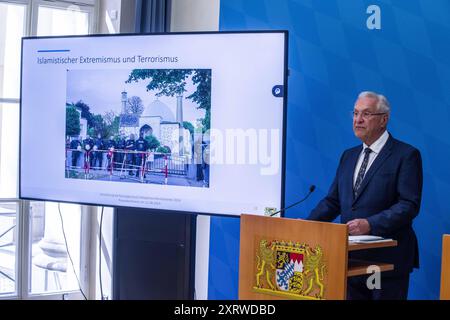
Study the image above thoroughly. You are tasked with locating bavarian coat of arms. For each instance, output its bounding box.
[253,239,327,299]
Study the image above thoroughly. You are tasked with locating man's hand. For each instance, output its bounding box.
[347,219,371,235]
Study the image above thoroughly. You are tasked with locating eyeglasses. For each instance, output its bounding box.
[351,110,387,120]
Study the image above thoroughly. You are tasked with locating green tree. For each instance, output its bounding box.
[91,114,105,137]
[183,121,195,136]
[87,127,95,137]
[156,146,171,154]
[145,134,161,150]
[201,111,210,133]
[189,69,211,112]
[66,106,81,137]
[126,69,211,130]
[75,100,94,127]
[126,96,144,116]
[127,69,190,96]
[103,111,120,138]
[109,116,120,137]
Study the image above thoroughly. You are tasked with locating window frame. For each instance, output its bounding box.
[0,199,20,299]
[30,0,97,36]
[0,0,29,102]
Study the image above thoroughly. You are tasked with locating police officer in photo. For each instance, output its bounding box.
[135,133,149,177]
[125,134,136,175]
[92,133,104,170]
[70,136,82,168]
[83,135,94,169]
[115,135,126,170]
[202,140,210,187]
[106,136,116,171]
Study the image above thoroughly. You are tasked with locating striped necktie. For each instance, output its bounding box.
[354,147,372,197]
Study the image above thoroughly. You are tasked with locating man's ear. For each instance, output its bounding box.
[381,114,389,128]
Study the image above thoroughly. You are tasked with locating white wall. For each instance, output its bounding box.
[171,0,220,32]
[93,206,114,300]
[170,0,220,300]
[98,0,121,34]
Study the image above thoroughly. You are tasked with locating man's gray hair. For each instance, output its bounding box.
[358,91,390,114]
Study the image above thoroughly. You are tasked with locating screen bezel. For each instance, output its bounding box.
[19,30,289,218]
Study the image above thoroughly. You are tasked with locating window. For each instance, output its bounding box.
[0,0,98,300]
[0,103,20,199]
[0,1,26,299]
[0,1,25,198]
[0,202,18,296]
[32,0,96,36]
[0,1,26,101]
[29,202,84,295]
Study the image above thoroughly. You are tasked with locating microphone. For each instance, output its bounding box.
[270,185,316,217]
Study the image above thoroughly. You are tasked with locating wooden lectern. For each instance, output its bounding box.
[239,214,397,300]
[441,234,450,300]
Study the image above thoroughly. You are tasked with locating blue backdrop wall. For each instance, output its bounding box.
[208,0,450,299]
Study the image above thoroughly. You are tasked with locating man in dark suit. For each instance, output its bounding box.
[308,91,423,300]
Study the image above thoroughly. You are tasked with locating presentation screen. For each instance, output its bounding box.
[20,31,287,216]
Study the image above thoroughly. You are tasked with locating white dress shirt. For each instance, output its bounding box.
[353,130,389,186]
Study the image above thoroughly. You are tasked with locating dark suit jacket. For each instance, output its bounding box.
[308,133,423,275]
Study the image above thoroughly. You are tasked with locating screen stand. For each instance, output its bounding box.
[112,207,196,299]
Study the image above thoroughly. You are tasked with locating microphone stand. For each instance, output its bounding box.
[270,185,316,217]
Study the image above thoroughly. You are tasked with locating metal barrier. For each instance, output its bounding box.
[147,154,187,175]
[66,149,188,181]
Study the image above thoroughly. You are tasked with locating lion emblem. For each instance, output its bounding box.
[255,240,276,289]
[302,246,326,298]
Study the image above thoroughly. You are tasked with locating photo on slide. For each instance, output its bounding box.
[65,68,211,188]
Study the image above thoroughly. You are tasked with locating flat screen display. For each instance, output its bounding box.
[20,31,287,216]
